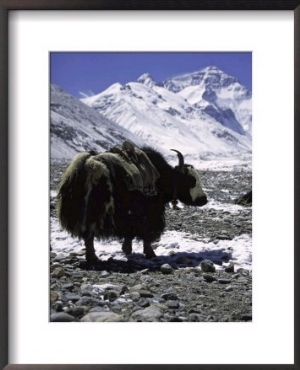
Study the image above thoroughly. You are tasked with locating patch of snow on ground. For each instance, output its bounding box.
[51,219,252,270]
[204,199,247,214]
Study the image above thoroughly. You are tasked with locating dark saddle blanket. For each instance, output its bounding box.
[108,141,160,194]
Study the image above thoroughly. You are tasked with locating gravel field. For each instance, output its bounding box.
[50,159,252,322]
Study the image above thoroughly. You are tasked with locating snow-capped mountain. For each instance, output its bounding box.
[164,66,252,134]
[81,66,252,167]
[50,84,142,159]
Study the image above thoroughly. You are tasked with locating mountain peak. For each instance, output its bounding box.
[201,65,224,73]
[137,73,156,87]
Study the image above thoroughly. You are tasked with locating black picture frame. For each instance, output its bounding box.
[1,1,299,369]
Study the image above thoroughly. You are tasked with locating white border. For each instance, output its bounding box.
[8,11,294,364]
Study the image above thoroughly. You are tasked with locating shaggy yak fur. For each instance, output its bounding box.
[57,144,207,269]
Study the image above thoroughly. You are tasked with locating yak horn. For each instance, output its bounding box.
[170,149,185,173]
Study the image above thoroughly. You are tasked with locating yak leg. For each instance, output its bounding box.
[84,233,99,269]
[143,240,156,259]
[122,238,133,255]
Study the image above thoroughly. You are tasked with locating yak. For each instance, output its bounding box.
[57,141,207,269]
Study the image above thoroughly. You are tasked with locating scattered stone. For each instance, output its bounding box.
[52,267,65,278]
[89,306,110,313]
[64,293,81,302]
[81,312,125,322]
[216,234,230,240]
[75,297,102,307]
[50,290,59,303]
[70,250,86,257]
[131,304,164,322]
[186,267,202,275]
[161,292,178,300]
[165,300,180,309]
[104,290,119,302]
[62,283,74,290]
[139,268,150,275]
[130,284,145,292]
[67,306,87,317]
[237,268,249,276]
[52,301,63,312]
[200,260,216,273]
[169,317,184,322]
[189,313,207,322]
[202,273,217,282]
[188,307,203,314]
[160,263,174,274]
[50,312,75,322]
[54,253,66,262]
[218,278,231,284]
[225,262,235,273]
[99,270,110,278]
[140,275,154,284]
[130,291,141,301]
[138,298,150,308]
[138,290,154,298]
[93,283,124,293]
[177,316,188,322]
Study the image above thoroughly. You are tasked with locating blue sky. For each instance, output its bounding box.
[50,52,252,98]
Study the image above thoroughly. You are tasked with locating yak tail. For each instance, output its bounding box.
[57,152,92,237]
[57,152,115,238]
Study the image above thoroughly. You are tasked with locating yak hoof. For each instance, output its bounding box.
[122,242,132,255]
[143,242,156,259]
[86,257,101,270]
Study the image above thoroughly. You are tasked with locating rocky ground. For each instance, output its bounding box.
[50,159,252,322]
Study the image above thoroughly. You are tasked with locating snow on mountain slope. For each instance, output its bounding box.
[81,66,252,167]
[164,66,252,134]
[50,84,142,159]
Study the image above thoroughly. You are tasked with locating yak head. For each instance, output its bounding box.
[171,149,207,207]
